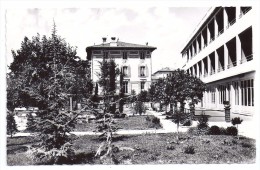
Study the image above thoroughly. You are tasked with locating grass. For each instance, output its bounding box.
[7,133,255,165]
[75,115,162,132]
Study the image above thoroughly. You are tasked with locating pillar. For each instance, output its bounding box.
[207,25,211,45]
[214,16,219,38]
[224,44,229,70]
[236,35,241,66]
[70,97,73,112]
[201,33,204,49]
[201,60,205,77]
[197,63,199,77]
[207,55,211,75]
[196,39,199,53]
[215,50,219,72]
[223,7,228,30]
[236,6,241,20]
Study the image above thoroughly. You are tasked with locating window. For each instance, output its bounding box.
[140,66,145,77]
[141,82,145,90]
[211,87,215,104]
[219,85,227,104]
[140,52,145,59]
[123,66,128,76]
[123,81,128,93]
[123,51,128,59]
[103,51,108,58]
[241,79,254,106]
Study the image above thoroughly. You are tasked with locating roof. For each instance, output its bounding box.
[180,7,219,53]
[152,67,175,75]
[86,41,157,50]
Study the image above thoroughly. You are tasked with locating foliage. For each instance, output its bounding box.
[119,72,124,113]
[26,112,37,132]
[145,115,161,129]
[7,112,19,138]
[133,101,146,115]
[231,117,243,129]
[7,24,93,164]
[197,113,209,130]
[184,145,195,154]
[171,110,190,141]
[226,126,238,136]
[208,125,221,135]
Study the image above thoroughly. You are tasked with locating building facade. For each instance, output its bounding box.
[86,37,156,95]
[181,7,255,115]
[152,67,175,82]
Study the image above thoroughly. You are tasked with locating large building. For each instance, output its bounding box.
[152,67,175,82]
[86,37,156,94]
[180,7,255,115]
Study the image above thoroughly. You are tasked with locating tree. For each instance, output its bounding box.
[26,112,36,132]
[231,117,243,138]
[95,58,120,163]
[7,112,18,138]
[92,83,99,108]
[7,24,93,164]
[119,72,124,114]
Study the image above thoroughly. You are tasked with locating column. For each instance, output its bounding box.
[214,16,219,38]
[196,63,200,77]
[196,39,199,53]
[238,81,242,111]
[236,6,241,20]
[223,8,228,30]
[224,43,229,70]
[215,50,219,73]
[207,55,211,75]
[201,33,204,49]
[215,86,219,108]
[187,49,190,61]
[236,35,241,66]
[201,60,205,77]
[207,25,211,45]
[192,66,195,77]
[230,82,235,110]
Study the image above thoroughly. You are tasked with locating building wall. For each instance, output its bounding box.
[181,7,255,115]
[90,49,153,94]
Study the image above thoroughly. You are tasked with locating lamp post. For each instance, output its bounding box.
[223,101,231,122]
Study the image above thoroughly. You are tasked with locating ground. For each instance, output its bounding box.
[7,132,255,165]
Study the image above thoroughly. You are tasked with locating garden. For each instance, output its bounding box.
[6,26,255,166]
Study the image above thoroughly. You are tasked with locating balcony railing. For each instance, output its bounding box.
[226,18,236,29]
[217,66,225,72]
[240,54,253,64]
[210,70,215,75]
[227,61,237,69]
[239,7,252,18]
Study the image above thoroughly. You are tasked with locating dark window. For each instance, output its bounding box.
[123,81,128,93]
[104,51,108,58]
[140,66,145,76]
[123,66,128,76]
[141,82,145,90]
[123,51,128,59]
[140,52,145,59]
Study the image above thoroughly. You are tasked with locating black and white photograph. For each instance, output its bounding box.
[0,0,259,169]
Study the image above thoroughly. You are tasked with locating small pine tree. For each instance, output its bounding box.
[7,113,18,138]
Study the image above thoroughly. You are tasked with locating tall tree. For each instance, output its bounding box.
[7,24,93,164]
[7,112,18,138]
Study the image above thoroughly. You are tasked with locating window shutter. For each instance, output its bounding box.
[128,65,131,77]
[138,66,140,77]
[146,65,149,77]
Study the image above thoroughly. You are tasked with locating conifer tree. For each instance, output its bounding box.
[7,112,18,138]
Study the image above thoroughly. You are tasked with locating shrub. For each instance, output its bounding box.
[182,119,192,126]
[219,127,227,135]
[226,126,238,136]
[197,113,209,129]
[146,115,161,129]
[166,145,175,150]
[241,142,252,148]
[184,145,195,154]
[208,125,221,135]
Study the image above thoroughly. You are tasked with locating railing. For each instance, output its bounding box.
[239,7,252,18]
[227,61,237,69]
[240,54,253,64]
[226,18,236,29]
[217,29,224,37]
[217,66,224,72]
[210,70,215,75]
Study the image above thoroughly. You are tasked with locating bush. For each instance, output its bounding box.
[208,125,221,135]
[226,126,238,136]
[197,113,209,129]
[145,115,161,129]
[182,119,192,126]
[219,127,227,135]
[184,145,195,154]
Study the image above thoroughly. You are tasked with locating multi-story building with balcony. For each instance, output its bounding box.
[180,7,255,115]
[86,37,156,95]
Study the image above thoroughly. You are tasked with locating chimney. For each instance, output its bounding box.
[102,37,107,43]
[146,42,148,46]
[110,37,117,46]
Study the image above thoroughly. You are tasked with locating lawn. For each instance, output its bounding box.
[75,115,162,132]
[7,132,255,165]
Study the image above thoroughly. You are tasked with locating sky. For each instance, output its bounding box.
[5,7,210,73]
